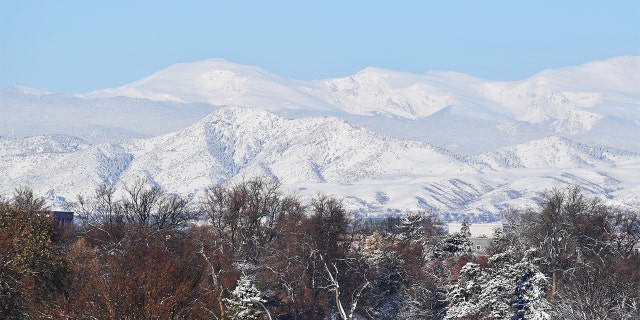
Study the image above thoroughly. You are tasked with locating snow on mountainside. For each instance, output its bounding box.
[0,134,89,156]
[82,56,640,126]
[309,67,464,118]
[314,56,640,132]
[2,56,640,218]
[475,57,640,123]
[0,86,219,143]
[3,56,639,151]
[2,107,639,218]
[70,56,640,153]
[2,108,474,192]
[81,59,340,112]
[470,136,638,171]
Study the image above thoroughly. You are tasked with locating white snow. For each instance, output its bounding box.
[1,56,639,218]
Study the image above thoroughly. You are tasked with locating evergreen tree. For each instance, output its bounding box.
[226,274,267,320]
[510,250,551,320]
[433,220,473,258]
[399,212,425,241]
[445,249,550,319]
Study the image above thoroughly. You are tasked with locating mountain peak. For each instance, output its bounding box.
[74,56,639,122]
[153,58,275,79]
[2,57,640,215]
[78,58,336,110]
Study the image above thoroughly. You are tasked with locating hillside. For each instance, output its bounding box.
[1,56,639,218]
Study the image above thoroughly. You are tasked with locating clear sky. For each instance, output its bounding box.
[1,0,639,94]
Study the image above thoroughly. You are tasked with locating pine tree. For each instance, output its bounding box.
[510,250,551,320]
[399,212,424,242]
[445,249,550,319]
[445,263,485,319]
[225,274,267,320]
[433,220,473,258]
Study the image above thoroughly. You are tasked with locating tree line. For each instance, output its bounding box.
[1,178,639,319]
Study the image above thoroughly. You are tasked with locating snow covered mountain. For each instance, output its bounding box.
[1,57,639,218]
[0,86,219,143]
[82,56,639,125]
[470,136,636,170]
[1,107,639,218]
[80,59,339,112]
[78,56,640,153]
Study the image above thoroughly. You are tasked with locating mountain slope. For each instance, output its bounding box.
[2,107,639,217]
[81,56,640,125]
[67,56,640,154]
[3,56,639,151]
[113,107,479,194]
[0,107,479,210]
[2,57,639,218]
[81,59,340,112]
[0,86,219,143]
[469,136,637,170]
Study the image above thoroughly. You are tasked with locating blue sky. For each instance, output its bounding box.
[1,0,639,94]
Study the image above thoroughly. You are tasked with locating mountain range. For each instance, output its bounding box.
[1,56,639,220]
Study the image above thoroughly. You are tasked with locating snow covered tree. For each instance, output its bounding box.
[445,262,485,319]
[358,232,406,319]
[398,280,444,320]
[509,250,551,320]
[398,211,445,243]
[433,219,473,258]
[445,249,550,320]
[226,274,269,320]
[394,232,448,319]
[550,256,640,319]
[520,187,591,296]
[490,188,640,319]
[399,212,425,241]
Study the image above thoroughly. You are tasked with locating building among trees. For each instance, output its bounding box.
[46,210,74,227]
[447,221,503,253]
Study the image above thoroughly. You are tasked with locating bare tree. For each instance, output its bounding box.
[73,183,125,244]
[12,186,47,212]
[552,261,640,320]
[121,178,163,226]
[521,187,592,296]
[118,178,195,230]
[316,252,369,320]
[201,177,282,262]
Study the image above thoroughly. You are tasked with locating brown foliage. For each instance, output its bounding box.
[0,195,71,318]
[59,225,238,319]
[9,182,636,319]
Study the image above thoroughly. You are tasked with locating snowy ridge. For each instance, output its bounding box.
[0,87,220,143]
[0,134,89,156]
[2,57,640,218]
[81,56,640,127]
[95,107,479,194]
[470,136,638,170]
[81,59,340,112]
[2,107,639,218]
